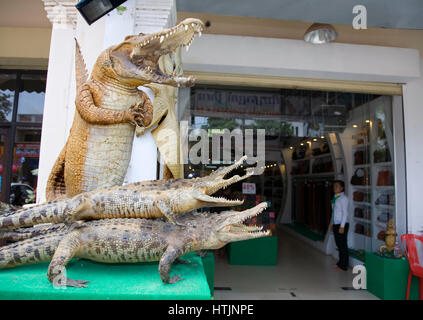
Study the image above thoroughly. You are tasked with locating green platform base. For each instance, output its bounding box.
[0,252,211,300]
[366,252,420,300]
[229,236,278,266]
[283,223,325,241]
[201,253,215,297]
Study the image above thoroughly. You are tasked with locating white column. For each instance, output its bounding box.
[37,1,77,203]
[38,0,177,202]
[403,59,423,234]
[124,0,177,184]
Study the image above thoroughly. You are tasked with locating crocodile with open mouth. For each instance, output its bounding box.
[46,18,204,201]
[0,156,256,230]
[0,203,269,287]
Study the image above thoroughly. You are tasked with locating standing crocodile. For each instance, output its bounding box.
[46,18,204,201]
[0,203,269,287]
[0,156,255,230]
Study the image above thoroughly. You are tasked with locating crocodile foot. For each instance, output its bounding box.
[64,278,90,288]
[128,103,146,127]
[168,275,184,284]
[195,250,209,258]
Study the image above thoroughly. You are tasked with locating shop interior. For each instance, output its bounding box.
[180,85,398,299]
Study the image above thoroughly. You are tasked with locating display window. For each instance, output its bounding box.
[0,70,46,204]
[179,85,403,257]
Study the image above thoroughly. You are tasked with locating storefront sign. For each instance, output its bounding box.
[242,182,256,194]
[15,144,40,158]
[193,89,281,115]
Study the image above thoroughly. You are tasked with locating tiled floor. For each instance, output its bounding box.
[213,230,378,300]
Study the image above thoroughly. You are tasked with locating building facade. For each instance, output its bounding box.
[0,0,422,272]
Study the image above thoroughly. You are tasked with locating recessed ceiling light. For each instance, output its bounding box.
[304,23,338,44]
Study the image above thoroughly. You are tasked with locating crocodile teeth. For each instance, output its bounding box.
[185,25,189,31]
[186,45,190,52]
[160,35,164,43]
[199,31,202,37]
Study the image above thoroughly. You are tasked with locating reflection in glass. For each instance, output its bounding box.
[182,86,397,254]
[11,128,41,205]
[0,73,16,122]
[17,74,46,123]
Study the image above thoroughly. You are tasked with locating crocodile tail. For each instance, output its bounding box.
[0,231,65,269]
[46,145,67,202]
[0,199,71,231]
[0,202,19,216]
[0,223,66,246]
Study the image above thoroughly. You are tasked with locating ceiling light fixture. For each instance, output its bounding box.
[304,23,338,44]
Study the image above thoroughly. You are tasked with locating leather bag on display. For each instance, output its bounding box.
[351,168,370,185]
[377,170,394,186]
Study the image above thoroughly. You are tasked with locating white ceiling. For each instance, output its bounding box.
[1,0,423,30]
[0,0,51,28]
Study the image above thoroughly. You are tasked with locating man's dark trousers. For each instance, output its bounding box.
[333,223,349,271]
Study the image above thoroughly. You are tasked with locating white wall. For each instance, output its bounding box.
[183,34,420,83]
[403,60,423,234]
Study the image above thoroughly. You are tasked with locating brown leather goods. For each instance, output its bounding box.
[351,168,370,185]
[377,230,386,241]
[377,170,394,186]
[355,224,364,234]
[354,207,364,218]
[353,191,364,202]
[354,150,364,165]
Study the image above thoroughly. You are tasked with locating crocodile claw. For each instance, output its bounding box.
[168,275,184,284]
[65,278,90,288]
[128,103,147,127]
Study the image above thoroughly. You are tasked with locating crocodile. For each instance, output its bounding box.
[46,18,204,201]
[0,203,269,287]
[0,156,256,230]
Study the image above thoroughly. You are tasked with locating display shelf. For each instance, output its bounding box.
[353,201,371,206]
[348,97,396,255]
[291,172,335,178]
[375,186,395,190]
[353,217,372,223]
[374,161,392,166]
[352,185,371,189]
[353,164,370,168]
[354,232,372,239]
[311,153,331,159]
[292,158,310,163]
[375,204,395,210]
[352,143,369,149]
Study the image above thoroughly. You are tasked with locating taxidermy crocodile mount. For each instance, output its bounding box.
[46,18,204,201]
[0,203,269,287]
[0,156,256,230]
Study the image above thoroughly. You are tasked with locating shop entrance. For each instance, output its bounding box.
[179,85,404,299]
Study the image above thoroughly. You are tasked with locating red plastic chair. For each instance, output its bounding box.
[401,234,423,300]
